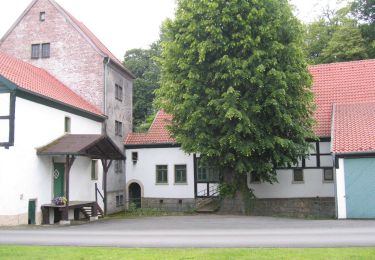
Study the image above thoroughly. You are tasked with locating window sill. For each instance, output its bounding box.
[155,183,168,185]
[174,183,188,185]
[323,180,334,183]
[292,181,304,184]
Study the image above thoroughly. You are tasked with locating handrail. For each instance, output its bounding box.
[95,183,104,203]
[197,184,220,197]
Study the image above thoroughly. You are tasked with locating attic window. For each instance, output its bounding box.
[40,12,46,22]
[132,152,138,164]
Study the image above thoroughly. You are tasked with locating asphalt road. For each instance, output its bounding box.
[1,215,375,248]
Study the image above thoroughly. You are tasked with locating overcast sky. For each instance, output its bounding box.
[0,0,347,61]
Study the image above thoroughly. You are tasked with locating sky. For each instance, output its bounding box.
[0,0,347,61]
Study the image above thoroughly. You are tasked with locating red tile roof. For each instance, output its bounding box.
[0,51,103,117]
[332,102,375,154]
[125,59,375,147]
[125,110,176,145]
[310,59,375,137]
[52,0,135,78]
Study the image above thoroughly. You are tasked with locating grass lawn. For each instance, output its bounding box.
[0,246,374,259]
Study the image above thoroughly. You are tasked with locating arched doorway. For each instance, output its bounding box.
[128,182,141,208]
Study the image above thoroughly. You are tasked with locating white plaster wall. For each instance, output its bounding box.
[0,97,103,221]
[335,158,346,219]
[249,168,335,198]
[125,147,194,199]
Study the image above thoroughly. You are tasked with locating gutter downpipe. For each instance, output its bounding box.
[103,57,110,215]
[104,57,110,118]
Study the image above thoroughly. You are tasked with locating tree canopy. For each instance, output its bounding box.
[123,42,161,131]
[305,0,375,64]
[157,0,315,183]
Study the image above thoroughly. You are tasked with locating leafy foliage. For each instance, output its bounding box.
[123,42,161,131]
[157,0,315,183]
[321,20,368,63]
[305,0,374,64]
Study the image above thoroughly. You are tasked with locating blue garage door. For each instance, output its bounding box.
[345,158,375,218]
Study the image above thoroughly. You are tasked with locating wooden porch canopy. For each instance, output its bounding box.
[37,134,125,220]
[37,134,124,160]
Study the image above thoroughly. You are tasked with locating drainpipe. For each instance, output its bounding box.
[103,57,110,134]
[103,57,110,214]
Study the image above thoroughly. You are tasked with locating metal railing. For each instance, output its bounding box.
[196,184,220,197]
[95,183,104,204]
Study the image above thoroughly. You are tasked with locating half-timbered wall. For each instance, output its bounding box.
[0,97,103,225]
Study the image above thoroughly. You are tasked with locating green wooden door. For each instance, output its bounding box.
[53,163,65,198]
[28,200,36,225]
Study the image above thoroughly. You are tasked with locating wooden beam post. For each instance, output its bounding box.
[63,155,75,221]
[101,159,112,216]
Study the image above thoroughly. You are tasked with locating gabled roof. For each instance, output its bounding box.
[37,134,125,160]
[125,110,176,146]
[310,59,375,137]
[0,0,135,79]
[0,51,103,118]
[125,59,375,147]
[332,102,375,154]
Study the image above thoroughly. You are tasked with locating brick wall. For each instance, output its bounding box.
[0,0,104,111]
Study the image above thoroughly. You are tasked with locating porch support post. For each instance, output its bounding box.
[101,159,113,216]
[62,155,75,222]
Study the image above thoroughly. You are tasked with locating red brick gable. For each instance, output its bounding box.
[310,59,375,137]
[332,102,375,154]
[51,0,134,78]
[0,51,103,117]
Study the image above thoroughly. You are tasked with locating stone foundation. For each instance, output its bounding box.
[0,212,42,226]
[220,197,336,219]
[107,190,125,214]
[140,198,195,212]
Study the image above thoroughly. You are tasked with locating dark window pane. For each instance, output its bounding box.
[41,43,50,58]
[115,84,123,101]
[175,165,187,183]
[156,165,168,183]
[324,168,334,181]
[31,44,40,59]
[115,121,123,136]
[64,117,70,133]
[293,169,304,182]
[40,12,45,21]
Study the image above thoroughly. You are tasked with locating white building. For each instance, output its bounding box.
[0,52,124,225]
[125,59,375,219]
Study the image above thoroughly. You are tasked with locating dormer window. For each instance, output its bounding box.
[39,12,45,22]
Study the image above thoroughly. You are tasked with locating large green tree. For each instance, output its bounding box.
[123,42,161,131]
[304,19,335,64]
[157,0,315,185]
[321,19,368,63]
[351,0,375,58]
[305,0,374,64]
